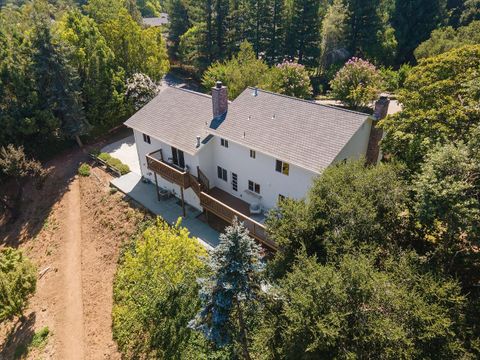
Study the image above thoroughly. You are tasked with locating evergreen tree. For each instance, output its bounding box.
[167,0,191,59]
[286,0,321,66]
[190,219,264,359]
[264,0,285,63]
[344,0,383,60]
[31,12,89,146]
[392,0,447,63]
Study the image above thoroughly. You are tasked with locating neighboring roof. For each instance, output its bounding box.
[142,13,169,27]
[209,88,369,173]
[124,87,212,155]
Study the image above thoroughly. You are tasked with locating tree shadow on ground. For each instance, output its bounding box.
[0,312,36,359]
[0,127,133,248]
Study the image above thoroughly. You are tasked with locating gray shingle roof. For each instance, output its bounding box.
[209,88,369,173]
[124,87,213,155]
[124,86,369,172]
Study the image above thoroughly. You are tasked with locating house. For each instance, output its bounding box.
[124,82,390,249]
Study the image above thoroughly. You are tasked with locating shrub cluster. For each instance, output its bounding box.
[78,163,91,177]
[97,153,130,175]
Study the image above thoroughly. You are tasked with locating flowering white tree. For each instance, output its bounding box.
[125,73,160,110]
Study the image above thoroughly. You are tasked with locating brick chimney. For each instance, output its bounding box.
[212,81,228,118]
[365,95,390,165]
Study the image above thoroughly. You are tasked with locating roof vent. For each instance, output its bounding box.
[272,113,276,120]
[253,87,258,96]
[196,135,201,148]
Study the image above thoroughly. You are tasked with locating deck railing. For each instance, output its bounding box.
[147,149,276,250]
[199,192,277,250]
[146,150,190,189]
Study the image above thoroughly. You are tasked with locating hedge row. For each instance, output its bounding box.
[97,153,130,175]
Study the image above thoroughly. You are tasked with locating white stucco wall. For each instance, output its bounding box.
[333,117,372,163]
[133,117,372,213]
[203,137,318,210]
[133,129,201,210]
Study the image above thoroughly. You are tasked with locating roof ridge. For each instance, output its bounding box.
[165,85,212,99]
[245,87,369,117]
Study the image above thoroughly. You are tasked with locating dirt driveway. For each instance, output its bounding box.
[0,136,147,359]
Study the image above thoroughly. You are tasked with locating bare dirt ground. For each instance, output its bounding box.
[0,134,148,359]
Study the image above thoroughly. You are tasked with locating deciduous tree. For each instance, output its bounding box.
[112,219,207,359]
[329,57,382,109]
[260,61,313,98]
[380,45,480,169]
[255,252,471,358]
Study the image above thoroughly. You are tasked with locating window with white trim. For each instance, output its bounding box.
[143,133,151,144]
[217,166,228,181]
[220,138,229,148]
[248,180,260,194]
[250,149,256,159]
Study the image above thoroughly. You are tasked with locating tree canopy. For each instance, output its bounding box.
[415,21,480,60]
[380,45,480,169]
[0,0,169,157]
[112,219,207,359]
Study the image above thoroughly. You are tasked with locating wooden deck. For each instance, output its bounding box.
[207,187,250,217]
[146,150,276,250]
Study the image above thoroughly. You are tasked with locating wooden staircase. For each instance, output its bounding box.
[146,150,277,250]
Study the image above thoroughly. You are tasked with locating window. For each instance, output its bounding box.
[275,159,290,175]
[248,180,260,194]
[220,138,229,148]
[143,133,151,144]
[250,149,256,159]
[171,146,185,168]
[232,172,238,191]
[217,166,228,181]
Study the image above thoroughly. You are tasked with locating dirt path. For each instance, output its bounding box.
[0,137,146,359]
[57,179,85,360]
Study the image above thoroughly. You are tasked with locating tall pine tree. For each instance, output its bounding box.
[31,9,89,146]
[392,0,447,63]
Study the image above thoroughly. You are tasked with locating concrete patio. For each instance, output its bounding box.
[101,135,141,175]
[111,172,220,248]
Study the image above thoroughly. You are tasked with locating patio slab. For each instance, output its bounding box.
[111,172,219,248]
[101,135,141,175]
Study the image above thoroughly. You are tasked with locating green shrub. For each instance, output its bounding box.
[116,164,130,175]
[78,163,91,177]
[97,152,111,162]
[14,326,49,359]
[0,248,37,321]
[31,327,50,348]
[379,67,400,92]
[97,153,130,175]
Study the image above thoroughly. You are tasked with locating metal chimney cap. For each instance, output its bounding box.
[215,81,223,89]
